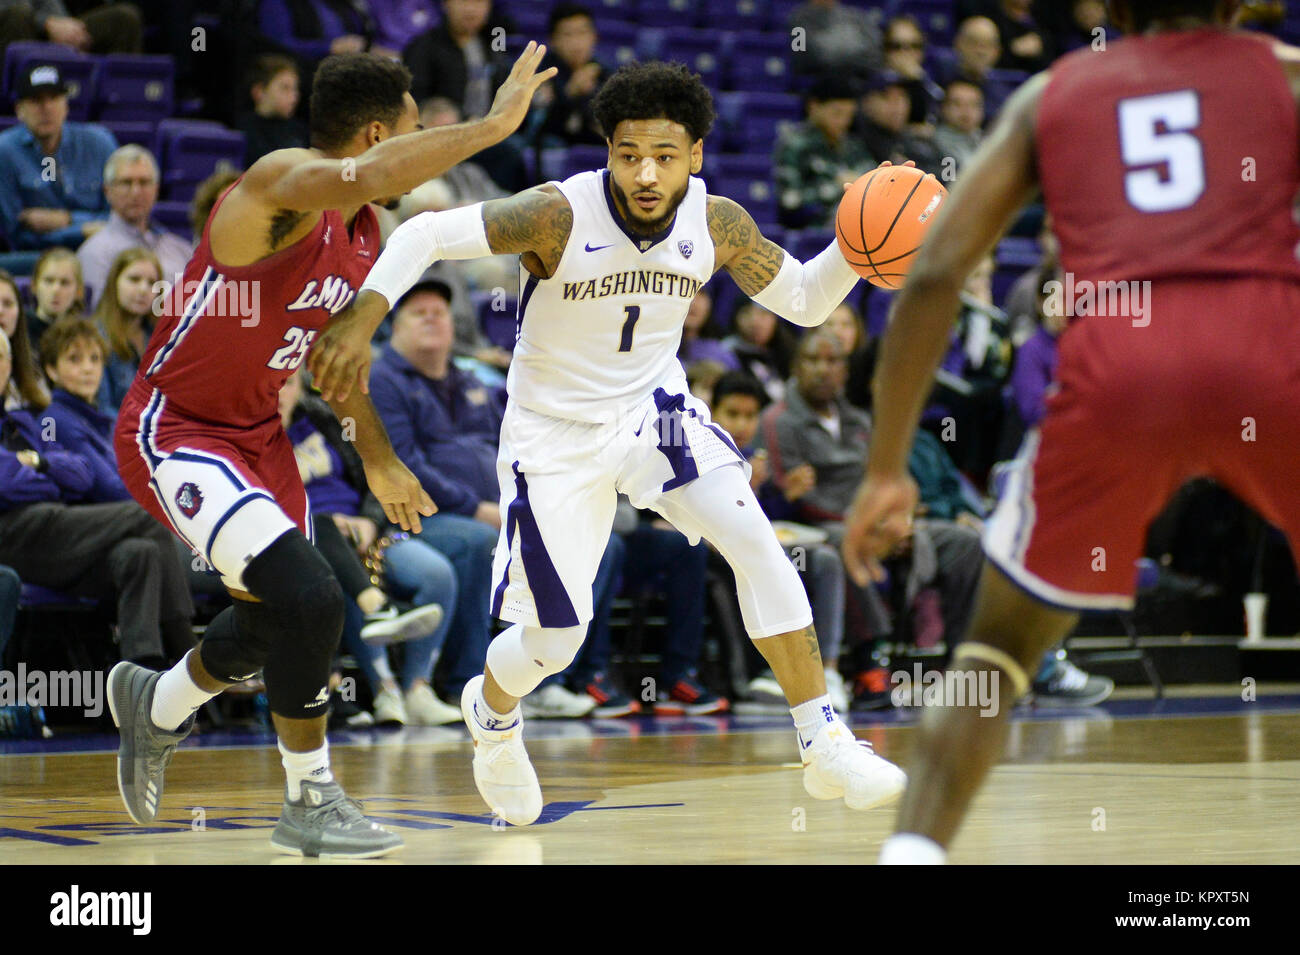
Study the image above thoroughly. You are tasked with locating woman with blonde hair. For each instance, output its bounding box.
[92,247,162,411]
[29,248,86,350]
[0,269,49,409]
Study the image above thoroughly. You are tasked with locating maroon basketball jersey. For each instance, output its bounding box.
[1036,28,1300,286]
[137,178,379,427]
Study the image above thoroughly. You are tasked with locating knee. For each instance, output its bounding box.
[0,566,21,601]
[111,537,161,572]
[522,623,586,671]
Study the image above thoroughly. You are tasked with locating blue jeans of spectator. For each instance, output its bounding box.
[798,542,845,666]
[0,565,21,665]
[407,513,496,698]
[581,524,708,685]
[343,537,458,692]
[552,532,625,688]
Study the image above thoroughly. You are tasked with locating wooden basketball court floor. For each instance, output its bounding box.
[3,685,1298,864]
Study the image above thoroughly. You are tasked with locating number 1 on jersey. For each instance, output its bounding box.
[618,305,641,352]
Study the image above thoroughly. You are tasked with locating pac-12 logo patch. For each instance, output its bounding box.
[175,482,203,518]
[678,240,694,259]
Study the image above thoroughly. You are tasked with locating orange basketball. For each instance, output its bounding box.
[835,164,948,289]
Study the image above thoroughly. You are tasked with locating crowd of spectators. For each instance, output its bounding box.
[3,1,1293,734]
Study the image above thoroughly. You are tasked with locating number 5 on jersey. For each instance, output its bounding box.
[1118,90,1206,213]
[268,326,318,370]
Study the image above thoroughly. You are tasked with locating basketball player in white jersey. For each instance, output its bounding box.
[310,61,906,825]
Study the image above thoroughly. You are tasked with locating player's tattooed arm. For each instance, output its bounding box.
[482,185,574,278]
[707,195,786,297]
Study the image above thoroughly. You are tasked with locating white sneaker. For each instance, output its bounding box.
[801,719,907,810]
[521,683,597,719]
[824,669,850,713]
[460,675,543,826]
[746,670,786,703]
[405,684,461,725]
[372,688,408,726]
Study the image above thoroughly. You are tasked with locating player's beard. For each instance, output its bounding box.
[378,195,403,211]
[609,176,689,236]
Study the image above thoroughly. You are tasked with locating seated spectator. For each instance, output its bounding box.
[0,65,117,257]
[39,317,128,501]
[788,0,883,86]
[369,0,438,57]
[881,15,943,128]
[933,79,986,179]
[92,247,161,412]
[257,0,377,66]
[0,564,19,666]
[29,247,86,350]
[678,288,739,373]
[188,164,242,243]
[711,371,849,710]
[369,279,510,703]
[0,270,49,409]
[723,300,797,404]
[1007,262,1065,433]
[0,330,194,668]
[77,145,194,308]
[989,0,1053,73]
[237,54,310,167]
[1057,0,1109,52]
[537,3,609,148]
[758,330,983,657]
[278,370,460,726]
[1003,217,1058,346]
[685,358,728,408]
[775,75,877,229]
[824,300,873,410]
[941,16,1016,122]
[0,0,141,57]
[854,71,941,174]
[404,0,514,119]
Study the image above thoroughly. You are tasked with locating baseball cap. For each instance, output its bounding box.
[395,278,453,310]
[15,64,69,101]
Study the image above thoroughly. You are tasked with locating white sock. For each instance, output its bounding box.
[472,683,520,734]
[279,741,334,801]
[879,833,947,865]
[791,693,838,747]
[150,654,219,731]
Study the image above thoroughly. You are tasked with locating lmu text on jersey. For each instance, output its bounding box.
[152,273,263,328]
[561,270,701,302]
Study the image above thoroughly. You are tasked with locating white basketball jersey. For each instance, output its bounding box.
[505,169,716,423]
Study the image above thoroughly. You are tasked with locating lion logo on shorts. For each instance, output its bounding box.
[176,482,203,519]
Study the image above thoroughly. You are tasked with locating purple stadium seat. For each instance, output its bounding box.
[725,31,793,91]
[865,286,894,338]
[637,0,701,27]
[712,176,777,228]
[101,119,155,149]
[509,4,550,38]
[592,0,636,23]
[717,91,801,153]
[154,119,244,202]
[996,237,1042,270]
[704,0,767,32]
[18,583,97,610]
[790,230,835,265]
[538,147,568,182]
[152,199,193,239]
[3,43,96,120]
[0,116,17,133]
[563,145,610,179]
[768,0,800,30]
[94,53,174,123]
[711,152,772,182]
[479,296,519,351]
[656,28,730,88]
[897,0,955,46]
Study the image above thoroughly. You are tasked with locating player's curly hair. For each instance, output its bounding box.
[310,53,412,150]
[591,61,716,144]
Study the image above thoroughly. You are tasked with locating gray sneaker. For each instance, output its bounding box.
[107,661,195,824]
[270,779,404,858]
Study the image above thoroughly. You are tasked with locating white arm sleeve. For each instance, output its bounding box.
[749,238,861,328]
[358,202,492,307]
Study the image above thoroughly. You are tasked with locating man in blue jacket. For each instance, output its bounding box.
[0,324,193,666]
[369,279,507,702]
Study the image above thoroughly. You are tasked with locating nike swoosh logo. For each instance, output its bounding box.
[585,242,614,252]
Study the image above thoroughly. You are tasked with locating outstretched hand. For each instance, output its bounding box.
[364,455,437,534]
[841,471,920,587]
[487,41,559,136]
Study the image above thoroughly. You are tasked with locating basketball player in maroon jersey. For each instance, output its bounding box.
[841,0,1300,863]
[106,46,556,858]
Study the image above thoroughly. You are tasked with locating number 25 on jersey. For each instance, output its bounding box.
[267,326,317,371]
